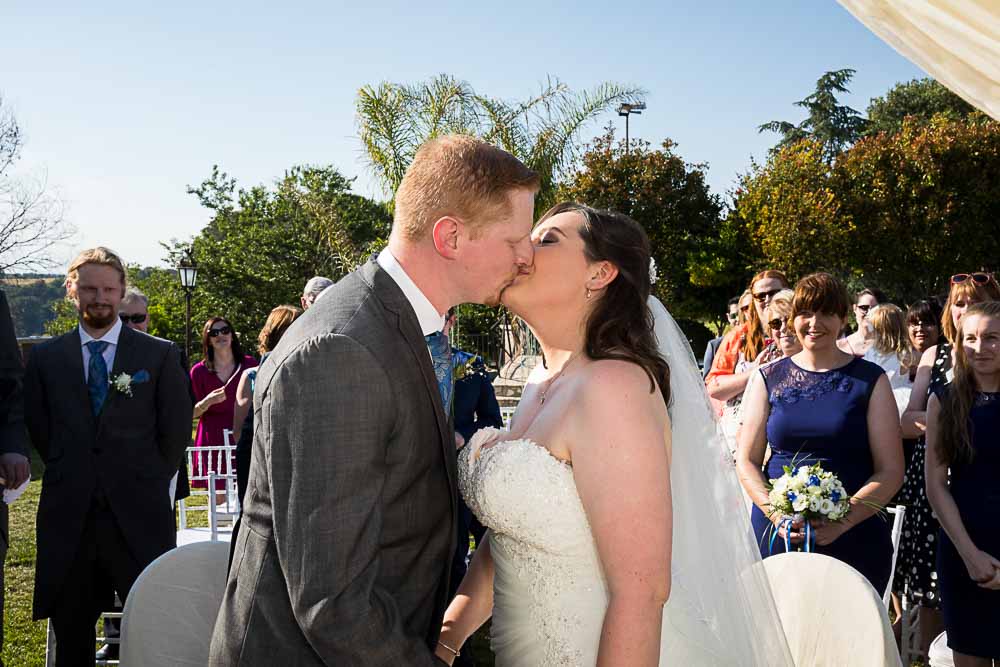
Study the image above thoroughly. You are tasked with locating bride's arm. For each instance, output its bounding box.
[572,361,672,667]
[435,535,495,665]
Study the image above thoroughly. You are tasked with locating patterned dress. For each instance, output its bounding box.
[893,341,952,608]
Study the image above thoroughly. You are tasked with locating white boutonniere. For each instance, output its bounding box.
[109,369,150,398]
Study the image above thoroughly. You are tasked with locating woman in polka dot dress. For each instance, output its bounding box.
[899,274,1000,653]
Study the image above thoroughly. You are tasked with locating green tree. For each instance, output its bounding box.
[558,128,726,322]
[759,68,868,163]
[835,116,1000,301]
[356,74,645,214]
[865,78,975,137]
[728,140,856,282]
[180,165,391,355]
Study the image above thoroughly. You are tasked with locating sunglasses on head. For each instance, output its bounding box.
[119,313,147,324]
[768,318,790,332]
[951,272,994,285]
[753,288,781,303]
[209,325,232,337]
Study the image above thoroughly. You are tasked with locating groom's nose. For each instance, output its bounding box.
[514,236,534,268]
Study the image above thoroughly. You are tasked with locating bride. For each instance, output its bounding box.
[434,202,793,666]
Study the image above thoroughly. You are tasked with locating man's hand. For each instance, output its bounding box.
[0,453,30,489]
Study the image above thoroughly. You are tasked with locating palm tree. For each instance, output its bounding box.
[356,74,645,213]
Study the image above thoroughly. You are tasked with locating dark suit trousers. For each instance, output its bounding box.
[50,496,142,667]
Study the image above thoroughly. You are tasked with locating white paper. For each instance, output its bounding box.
[3,474,30,504]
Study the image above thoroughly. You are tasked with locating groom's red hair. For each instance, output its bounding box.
[394,135,539,241]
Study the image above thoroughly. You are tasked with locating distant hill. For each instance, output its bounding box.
[2,276,64,336]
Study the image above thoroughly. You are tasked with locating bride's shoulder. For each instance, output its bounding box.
[576,359,664,410]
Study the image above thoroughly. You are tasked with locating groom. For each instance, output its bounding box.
[210,135,539,665]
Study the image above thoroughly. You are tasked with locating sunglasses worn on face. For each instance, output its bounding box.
[740,304,751,313]
[209,326,232,337]
[951,272,994,285]
[753,288,781,303]
[856,304,872,313]
[119,313,147,324]
[768,318,789,332]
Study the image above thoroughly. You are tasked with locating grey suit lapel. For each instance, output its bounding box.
[61,329,97,430]
[361,259,458,501]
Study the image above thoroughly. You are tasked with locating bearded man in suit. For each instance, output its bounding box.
[24,247,192,666]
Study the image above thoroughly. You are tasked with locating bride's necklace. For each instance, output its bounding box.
[538,353,581,405]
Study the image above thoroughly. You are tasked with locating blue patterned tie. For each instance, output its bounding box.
[86,340,109,415]
[425,331,453,415]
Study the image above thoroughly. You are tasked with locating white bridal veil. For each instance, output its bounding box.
[648,296,794,665]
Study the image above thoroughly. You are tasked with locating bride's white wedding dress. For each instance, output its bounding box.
[460,431,732,665]
[456,297,794,667]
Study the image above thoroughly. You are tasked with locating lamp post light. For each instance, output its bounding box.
[177,252,199,361]
[617,102,647,154]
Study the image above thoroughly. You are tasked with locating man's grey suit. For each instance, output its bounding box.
[210,258,457,666]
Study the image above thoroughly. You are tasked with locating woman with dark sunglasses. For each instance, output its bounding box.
[896,274,1000,656]
[837,287,885,357]
[190,317,258,498]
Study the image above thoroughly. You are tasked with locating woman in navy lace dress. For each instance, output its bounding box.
[926,301,1000,665]
[737,273,904,594]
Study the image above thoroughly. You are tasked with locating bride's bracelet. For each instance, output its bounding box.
[437,640,460,658]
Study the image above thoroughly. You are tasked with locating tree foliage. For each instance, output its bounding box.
[723,115,1000,302]
[865,78,976,137]
[558,128,726,321]
[356,74,645,214]
[759,69,868,163]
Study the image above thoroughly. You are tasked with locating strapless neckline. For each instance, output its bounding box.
[477,435,573,469]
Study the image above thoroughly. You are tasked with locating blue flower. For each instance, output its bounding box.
[787,491,797,503]
[808,474,821,487]
[831,490,841,503]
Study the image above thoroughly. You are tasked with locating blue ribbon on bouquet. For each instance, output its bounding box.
[770,517,815,554]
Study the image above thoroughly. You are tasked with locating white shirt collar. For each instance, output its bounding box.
[79,316,124,347]
[376,248,446,336]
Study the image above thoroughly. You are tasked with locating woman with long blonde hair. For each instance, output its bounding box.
[862,304,916,416]
[925,300,1000,665]
[897,273,1000,653]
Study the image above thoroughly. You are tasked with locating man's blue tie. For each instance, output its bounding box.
[425,331,453,415]
[86,340,110,415]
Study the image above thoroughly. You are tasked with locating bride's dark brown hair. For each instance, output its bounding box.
[538,202,670,406]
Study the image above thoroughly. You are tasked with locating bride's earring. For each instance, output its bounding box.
[586,288,592,299]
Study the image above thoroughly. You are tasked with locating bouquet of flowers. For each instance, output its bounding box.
[766,462,850,552]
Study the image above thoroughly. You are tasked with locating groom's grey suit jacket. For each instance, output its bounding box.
[210,258,457,666]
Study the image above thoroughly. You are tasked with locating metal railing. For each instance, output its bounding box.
[454,311,540,379]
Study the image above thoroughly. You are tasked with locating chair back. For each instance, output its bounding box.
[927,631,954,667]
[120,542,230,666]
[884,505,906,605]
[763,552,902,667]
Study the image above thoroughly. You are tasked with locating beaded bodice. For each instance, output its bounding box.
[459,427,607,666]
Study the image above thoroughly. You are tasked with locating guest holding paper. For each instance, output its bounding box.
[0,288,30,663]
[190,317,257,494]
[926,300,1000,665]
[736,272,903,593]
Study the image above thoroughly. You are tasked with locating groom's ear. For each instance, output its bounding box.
[586,261,618,291]
[431,216,461,259]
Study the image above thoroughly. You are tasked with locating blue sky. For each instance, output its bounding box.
[1,1,925,268]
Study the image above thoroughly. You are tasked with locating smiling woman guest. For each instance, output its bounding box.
[190,317,257,492]
[925,301,1000,665]
[838,287,885,357]
[736,272,903,593]
[896,274,1000,648]
[706,270,790,451]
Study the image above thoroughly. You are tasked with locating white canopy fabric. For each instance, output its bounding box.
[838,0,1000,120]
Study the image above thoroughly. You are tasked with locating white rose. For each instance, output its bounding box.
[793,496,809,513]
[820,499,835,515]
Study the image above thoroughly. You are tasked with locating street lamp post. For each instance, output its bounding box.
[617,102,647,154]
[177,252,199,361]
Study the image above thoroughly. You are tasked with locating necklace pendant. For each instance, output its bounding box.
[539,393,546,405]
